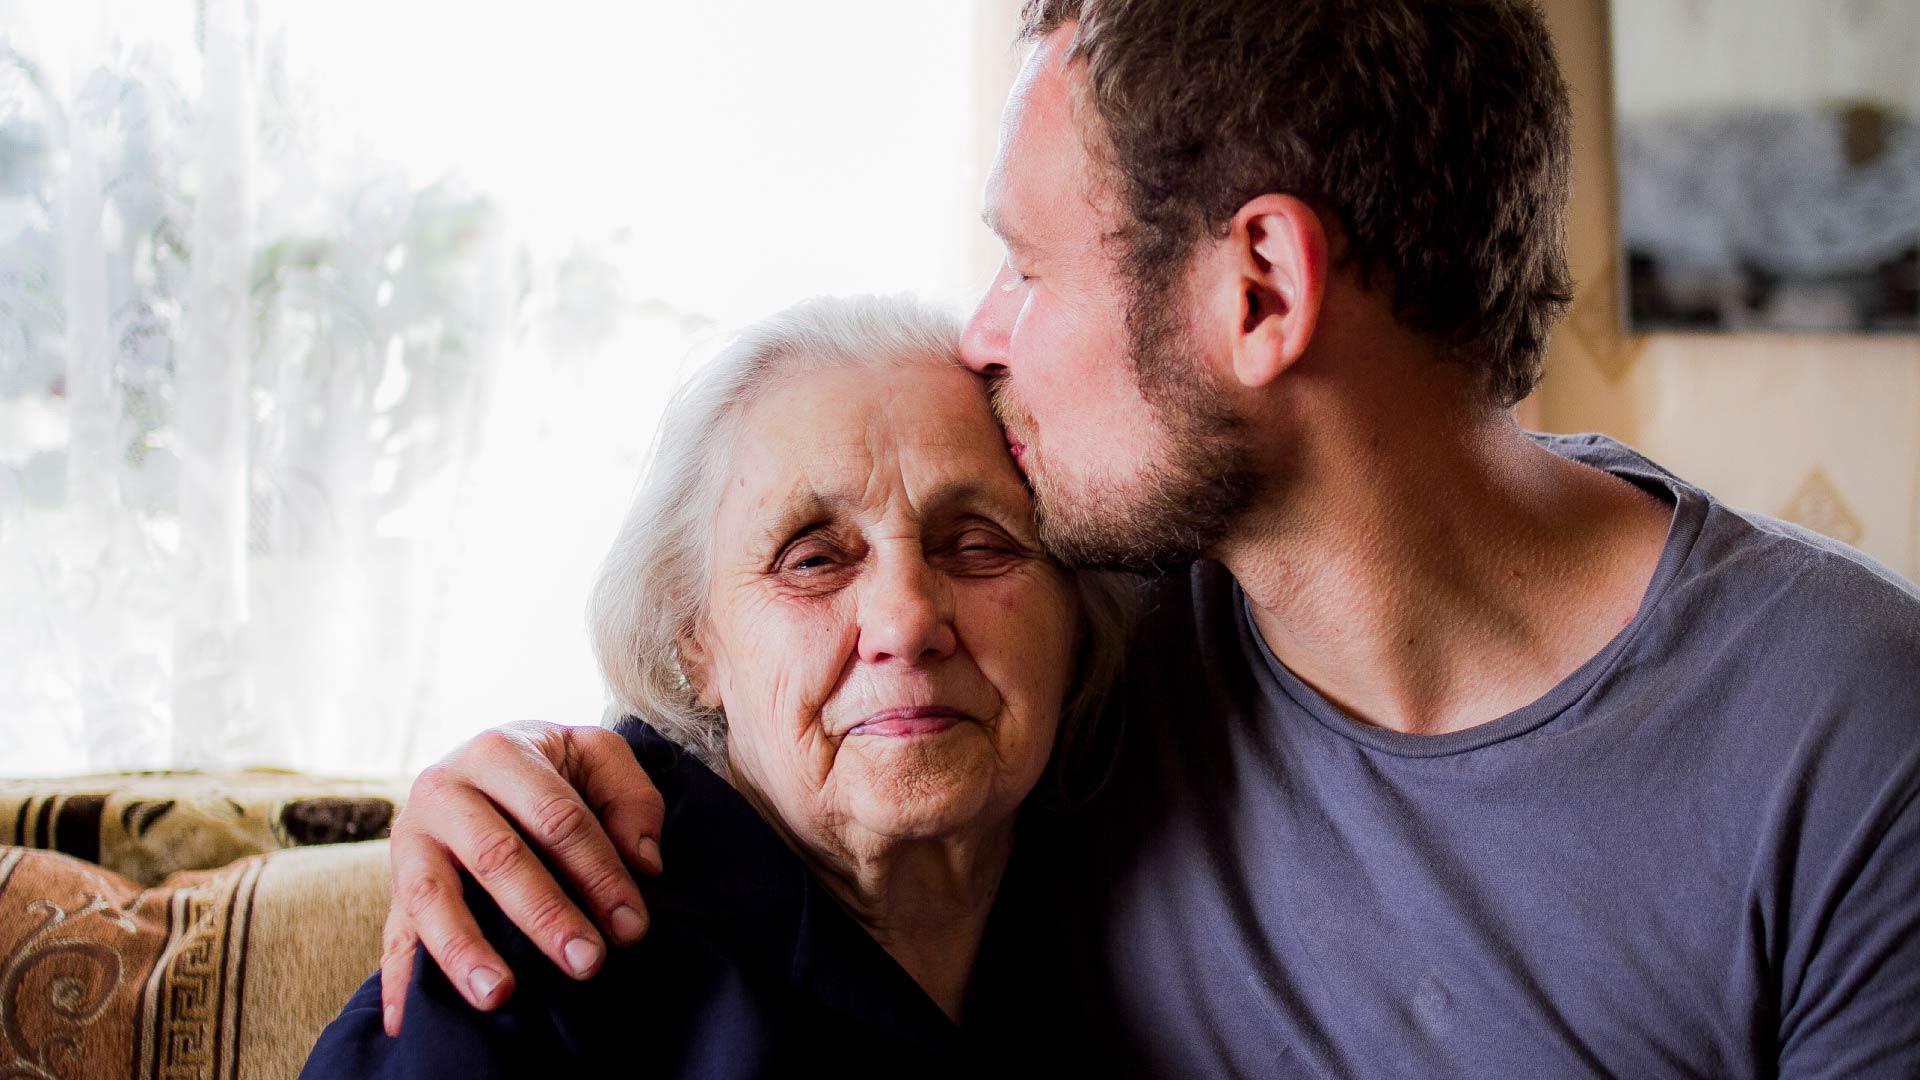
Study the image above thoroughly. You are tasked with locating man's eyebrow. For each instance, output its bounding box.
[980,208,1033,252]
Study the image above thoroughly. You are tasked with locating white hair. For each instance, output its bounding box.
[586,294,1132,779]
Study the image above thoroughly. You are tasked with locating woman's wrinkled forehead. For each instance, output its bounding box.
[714,361,1034,542]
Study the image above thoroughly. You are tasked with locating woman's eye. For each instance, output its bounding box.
[946,531,1020,569]
[1000,261,1032,291]
[786,552,837,574]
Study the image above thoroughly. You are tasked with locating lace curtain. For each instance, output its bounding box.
[1,0,998,777]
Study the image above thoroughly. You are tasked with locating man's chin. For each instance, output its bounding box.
[1033,485,1211,574]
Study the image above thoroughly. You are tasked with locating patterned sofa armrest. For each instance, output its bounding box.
[0,840,390,1080]
[0,772,406,886]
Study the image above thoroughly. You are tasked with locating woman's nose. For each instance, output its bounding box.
[855,556,957,665]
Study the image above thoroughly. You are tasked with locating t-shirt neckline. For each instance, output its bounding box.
[1237,433,1711,759]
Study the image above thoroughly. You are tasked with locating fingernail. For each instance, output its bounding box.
[383,1004,399,1036]
[637,837,662,874]
[468,966,502,1006]
[564,936,602,977]
[610,904,647,944]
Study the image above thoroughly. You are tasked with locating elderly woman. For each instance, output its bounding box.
[302,296,1128,1077]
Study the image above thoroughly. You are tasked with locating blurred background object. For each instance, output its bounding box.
[0,0,1018,777]
[2,1,1915,781]
[1611,0,1918,333]
[1531,0,1919,595]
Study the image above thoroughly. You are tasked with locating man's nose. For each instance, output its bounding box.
[959,266,1014,377]
[855,555,957,665]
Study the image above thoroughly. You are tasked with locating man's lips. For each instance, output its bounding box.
[846,706,974,737]
[1004,430,1029,473]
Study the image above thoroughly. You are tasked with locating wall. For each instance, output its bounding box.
[1611,0,1918,117]
[1535,0,1920,580]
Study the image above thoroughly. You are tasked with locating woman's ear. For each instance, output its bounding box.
[678,630,723,710]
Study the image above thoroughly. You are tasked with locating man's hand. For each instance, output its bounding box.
[380,721,665,1036]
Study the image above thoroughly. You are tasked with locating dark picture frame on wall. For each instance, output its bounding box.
[1611,0,1919,334]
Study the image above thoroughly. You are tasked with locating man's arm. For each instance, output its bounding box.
[381,721,666,1035]
[1775,754,1920,1076]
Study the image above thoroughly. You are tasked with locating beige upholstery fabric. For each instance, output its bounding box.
[229,843,392,1080]
[0,772,402,1079]
[0,771,404,887]
[0,841,389,1080]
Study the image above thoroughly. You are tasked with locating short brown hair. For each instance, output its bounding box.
[1021,0,1573,406]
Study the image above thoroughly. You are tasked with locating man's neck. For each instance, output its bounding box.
[1221,415,1672,737]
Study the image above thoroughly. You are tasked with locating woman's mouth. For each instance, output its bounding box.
[846,707,972,738]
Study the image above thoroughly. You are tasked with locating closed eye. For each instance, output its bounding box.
[936,525,1030,575]
[771,524,853,580]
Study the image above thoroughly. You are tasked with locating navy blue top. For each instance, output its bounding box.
[302,723,1084,1079]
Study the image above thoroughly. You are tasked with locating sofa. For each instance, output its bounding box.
[0,770,406,1080]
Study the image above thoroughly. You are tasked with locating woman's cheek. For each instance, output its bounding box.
[713,590,844,744]
[727,585,850,676]
[748,597,858,766]
[963,570,1077,731]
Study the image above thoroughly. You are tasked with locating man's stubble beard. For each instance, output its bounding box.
[994,278,1265,574]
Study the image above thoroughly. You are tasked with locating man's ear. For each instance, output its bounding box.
[1225,194,1326,390]
[678,629,722,710]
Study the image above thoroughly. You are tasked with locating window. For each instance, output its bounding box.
[0,0,1016,776]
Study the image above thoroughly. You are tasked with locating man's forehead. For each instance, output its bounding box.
[982,29,1097,251]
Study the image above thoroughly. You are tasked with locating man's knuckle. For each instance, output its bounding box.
[632,785,667,815]
[556,726,584,778]
[531,795,592,850]
[577,863,632,905]
[408,766,451,802]
[579,728,631,766]
[398,873,451,920]
[469,729,521,765]
[500,719,551,740]
[389,809,431,852]
[469,828,528,881]
[521,892,579,944]
[382,933,415,965]
[578,726,622,749]
[439,937,493,977]
[382,914,415,951]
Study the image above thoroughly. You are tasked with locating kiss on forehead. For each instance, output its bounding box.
[315,4,1920,1078]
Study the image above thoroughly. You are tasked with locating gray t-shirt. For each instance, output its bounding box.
[1068,434,1920,1078]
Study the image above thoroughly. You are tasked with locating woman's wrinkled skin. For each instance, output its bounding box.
[681,357,1080,1015]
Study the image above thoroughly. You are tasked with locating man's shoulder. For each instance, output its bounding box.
[1539,431,1920,678]
[1699,496,1918,602]
[1682,491,1920,682]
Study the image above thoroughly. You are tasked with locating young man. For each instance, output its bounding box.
[381,2,1920,1074]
